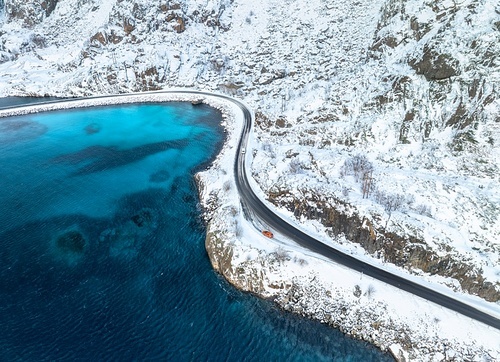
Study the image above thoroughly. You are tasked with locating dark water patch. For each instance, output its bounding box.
[0,96,68,109]
[84,122,101,135]
[56,230,86,253]
[0,216,102,296]
[149,169,170,183]
[0,120,35,131]
[113,187,170,222]
[182,194,195,203]
[50,139,188,176]
[0,119,48,145]
[50,145,113,164]
[130,208,157,228]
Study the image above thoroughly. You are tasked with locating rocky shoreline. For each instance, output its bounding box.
[200,213,498,362]
[194,110,500,361]
[1,90,497,361]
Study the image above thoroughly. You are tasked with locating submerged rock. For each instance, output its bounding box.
[56,230,86,254]
[84,122,101,135]
[131,208,156,228]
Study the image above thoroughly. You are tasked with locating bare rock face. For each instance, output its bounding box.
[410,46,460,81]
[173,16,185,33]
[204,223,268,296]
[268,189,500,302]
[5,0,58,27]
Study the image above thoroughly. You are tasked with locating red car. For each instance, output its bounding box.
[262,230,274,238]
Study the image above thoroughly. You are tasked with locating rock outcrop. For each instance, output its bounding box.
[5,0,58,27]
[202,204,498,362]
[409,46,459,81]
[267,188,500,302]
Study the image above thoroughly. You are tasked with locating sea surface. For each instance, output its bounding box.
[0,100,392,361]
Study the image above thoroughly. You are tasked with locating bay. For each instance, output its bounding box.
[0,100,392,361]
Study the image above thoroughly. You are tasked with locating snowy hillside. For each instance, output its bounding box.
[0,0,498,318]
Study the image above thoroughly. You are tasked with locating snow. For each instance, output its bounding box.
[195,89,500,359]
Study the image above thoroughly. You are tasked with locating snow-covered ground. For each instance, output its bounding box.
[1,0,499,359]
[1,86,498,361]
[197,94,500,361]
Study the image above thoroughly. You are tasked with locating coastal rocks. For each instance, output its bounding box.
[205,228,232,276]
[205,222,268,295]
[274,277,495,361]
[202,218,497,361]
[191,93,499,360]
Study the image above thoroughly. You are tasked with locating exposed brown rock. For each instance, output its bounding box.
[5,0,58,27]
[135,67,161,91]
[109,31,123,45]
[446,101,474,130]
[410,46,460,81]
[268,189,500,302]
[173,16,186,33]
[91,32,107,46]
[40,0,58,16]
[123,18,135,34]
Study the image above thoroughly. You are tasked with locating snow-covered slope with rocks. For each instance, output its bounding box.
[1,0,499,359]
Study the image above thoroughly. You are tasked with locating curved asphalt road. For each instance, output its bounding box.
[2,90,499,330]
[218,93,500,331]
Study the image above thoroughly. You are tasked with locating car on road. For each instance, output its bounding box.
[262,230,273,238]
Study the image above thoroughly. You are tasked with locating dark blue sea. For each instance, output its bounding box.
[0,101,392,361]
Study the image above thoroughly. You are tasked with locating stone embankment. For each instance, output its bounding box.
[202,218,497,362]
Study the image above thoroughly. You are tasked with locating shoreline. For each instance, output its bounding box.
[2,92,499,361]
[190,95,500,362]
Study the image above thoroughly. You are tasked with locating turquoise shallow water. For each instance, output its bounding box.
[0,102,392,361]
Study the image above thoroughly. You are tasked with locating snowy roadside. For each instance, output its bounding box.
[1,0,497,302]
[1,0,499,359]
[194,94,500,361]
